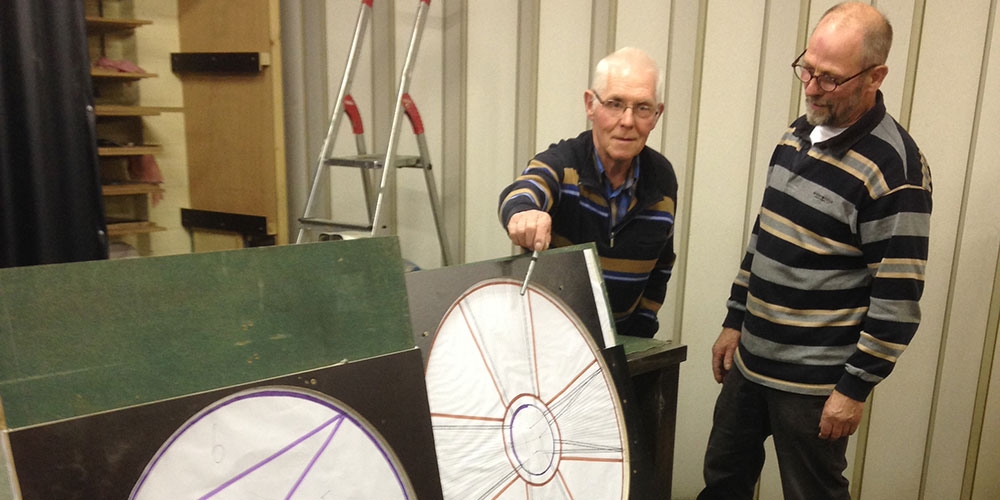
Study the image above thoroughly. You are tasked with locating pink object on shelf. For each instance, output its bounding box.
[93,56,147,74]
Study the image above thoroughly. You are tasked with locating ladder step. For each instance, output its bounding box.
[324,154,422,169]
[298,218,373,232]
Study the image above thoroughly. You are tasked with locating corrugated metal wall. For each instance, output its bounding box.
[284,1,1000,497]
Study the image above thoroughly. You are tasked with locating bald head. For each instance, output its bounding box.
[592,47,663,103]
[816,2,893,67]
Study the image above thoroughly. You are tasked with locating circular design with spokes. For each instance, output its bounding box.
[129,387,415,500]
[425,279,629,499]
[503,393,561,484]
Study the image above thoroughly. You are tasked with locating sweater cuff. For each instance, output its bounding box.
[722,308,745,331]
[835,373,874,402]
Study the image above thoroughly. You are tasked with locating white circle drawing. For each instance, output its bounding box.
[425,279,629,499]
[130,386,416,500]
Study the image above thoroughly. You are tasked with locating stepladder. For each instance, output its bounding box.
[297,92,452,266]
[295,0,452,266]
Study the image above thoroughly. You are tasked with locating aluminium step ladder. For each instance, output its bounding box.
[295,0,452,266]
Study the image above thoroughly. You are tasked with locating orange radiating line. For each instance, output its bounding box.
[430,412,504,422]
[560,456,624,463]
[557,470,576,500]
[546,358,598,406]
[460,301,507,405]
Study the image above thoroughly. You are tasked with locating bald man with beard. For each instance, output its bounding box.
[699,3,932,499]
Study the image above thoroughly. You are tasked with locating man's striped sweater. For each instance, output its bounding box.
[499,131,678,338]
[724,91,932,401]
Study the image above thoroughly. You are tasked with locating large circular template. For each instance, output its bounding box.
[130,386,416,500]
[425,279,629,499]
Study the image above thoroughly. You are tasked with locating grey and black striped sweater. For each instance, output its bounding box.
[499,131,678,338]
[724,91,932,401]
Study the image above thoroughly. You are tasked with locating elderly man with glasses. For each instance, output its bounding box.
[498,46,678,339]
[699,3,932,499]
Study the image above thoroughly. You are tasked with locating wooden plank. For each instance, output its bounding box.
[0,238,413,429]
[90,69,158,79]
[105,220,166,236]
[98,145,162,156]
[177,0,286,242]
[94,105,181,116]
[101,182,164,196]
[84,16,152,32]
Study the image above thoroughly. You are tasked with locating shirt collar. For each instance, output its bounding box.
[793,90,887,158]
[594,150,641,196]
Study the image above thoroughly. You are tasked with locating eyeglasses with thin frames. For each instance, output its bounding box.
[790,49,879,92]
[591,90,659,120]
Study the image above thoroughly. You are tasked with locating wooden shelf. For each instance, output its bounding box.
[98,145,163,157]
[102,183,164,197]
[90,69,158,80]
[106,221,167,237]
[85,16,153,32]
[95,105,182,117]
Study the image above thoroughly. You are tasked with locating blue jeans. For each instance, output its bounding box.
[698,369,850,500]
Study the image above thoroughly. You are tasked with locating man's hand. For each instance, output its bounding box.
[507,210,552,251]
[711,328,741,383]
[818,390,864,440]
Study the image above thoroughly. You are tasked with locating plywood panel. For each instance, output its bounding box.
[176,0,286,242]
[0,238,413,429]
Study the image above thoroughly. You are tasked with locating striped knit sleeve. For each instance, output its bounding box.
[722,218,760,331]
[837,150,932,401]
[498,160,561,228]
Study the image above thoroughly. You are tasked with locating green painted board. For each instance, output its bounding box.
[0,238,414,429]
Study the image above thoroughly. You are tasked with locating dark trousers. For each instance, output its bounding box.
[697,369,850,500]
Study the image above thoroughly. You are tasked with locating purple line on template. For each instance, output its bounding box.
[131,389,412,500]
[199,414,346,499]
[284,413,346,499]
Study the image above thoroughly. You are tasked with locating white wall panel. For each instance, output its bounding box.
[395,1,447,268]
[968,6,1000,499]
[615,0,672,155]
[615,0,677,341]
[325,0,375,229]
[657,0,702,345]
[855,0,941,497]
[463,1,519,263]
[535,0,592,148]
[672,2,766,498]
[281,1,1000,497]
[873,0,916,117]
[975,319,1000,500]
[906,0,992,498]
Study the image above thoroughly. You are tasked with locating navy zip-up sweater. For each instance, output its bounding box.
[499,131,678,338]
[724,92,932,401]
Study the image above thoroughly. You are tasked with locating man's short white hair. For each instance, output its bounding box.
[592,47,664,103]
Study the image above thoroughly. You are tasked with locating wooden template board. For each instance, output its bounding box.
[405,243,618,360]
[3,349,441,500]
[0,237,413,429]
[404,245,650,499]
[0,237,428,498]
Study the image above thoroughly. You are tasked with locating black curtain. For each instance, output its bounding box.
[0,0,108,268]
